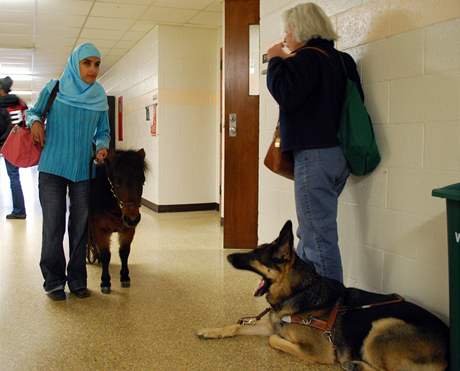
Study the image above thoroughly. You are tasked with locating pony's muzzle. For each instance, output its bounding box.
[122,213,141,227]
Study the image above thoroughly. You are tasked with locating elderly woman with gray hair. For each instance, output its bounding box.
[266,2,364,283]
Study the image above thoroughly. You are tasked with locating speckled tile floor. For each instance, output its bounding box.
[0,160,339,371]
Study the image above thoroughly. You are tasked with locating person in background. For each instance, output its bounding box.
[266,3,364,283]
[27,43,110,301]
[0,76,28,220]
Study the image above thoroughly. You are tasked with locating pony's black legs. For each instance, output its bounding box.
[119,229,134,288]
[119,245,131,287]
[99,248,111,294]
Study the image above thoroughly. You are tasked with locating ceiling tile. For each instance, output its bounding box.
[90,3,148,19]
[0,12,33,24]
[0,22,33,35]
[141,6,197,23]
[34,35,77,48]
[96,0,155,4]
[36,14,87,28]
[0,34,34,49]
[101,55,119,65]
[80,28,126,40]
[0,1,34,13]
[34,54,69,66]
[114,39,137,49]
[107,48,129,57]
[153,0,214,10]
[85,17,135,31]
[121,30,146,41]
[188,11,222,27]
[38,0,93,16]
[77,38,119,48]
[36,25,81,38]
[130,20,158,32]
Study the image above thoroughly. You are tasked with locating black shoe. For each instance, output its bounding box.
[47,289,66,301]
[6,213,26,220]
[71,288,91,298]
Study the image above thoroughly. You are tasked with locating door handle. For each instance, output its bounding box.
[229,113,237,137]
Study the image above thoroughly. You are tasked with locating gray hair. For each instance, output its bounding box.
[282,2,338,43]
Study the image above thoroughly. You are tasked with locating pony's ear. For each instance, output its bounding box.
[137,148,145,159]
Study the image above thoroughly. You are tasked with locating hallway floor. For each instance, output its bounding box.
[0,160,338,371]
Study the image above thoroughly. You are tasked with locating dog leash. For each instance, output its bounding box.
[237,307,271,326]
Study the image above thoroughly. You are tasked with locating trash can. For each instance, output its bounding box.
[432,183,460,371]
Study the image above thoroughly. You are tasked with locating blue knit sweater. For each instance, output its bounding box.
[26,80,110,182]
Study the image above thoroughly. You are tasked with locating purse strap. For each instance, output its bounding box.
[41,81,59,123]
[304,46,350,79]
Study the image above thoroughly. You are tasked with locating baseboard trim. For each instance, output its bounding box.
[141,199,219,213]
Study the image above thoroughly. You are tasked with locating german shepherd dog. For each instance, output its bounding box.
[197,221,449,370]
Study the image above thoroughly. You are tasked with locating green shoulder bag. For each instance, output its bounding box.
[337,55,381,176]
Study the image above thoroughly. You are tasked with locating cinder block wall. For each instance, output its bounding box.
[259,0,460,319]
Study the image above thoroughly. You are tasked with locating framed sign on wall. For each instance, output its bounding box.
[117,96,123,141]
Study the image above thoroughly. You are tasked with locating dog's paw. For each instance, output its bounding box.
[196,325,239,339]
[196,327,225,339]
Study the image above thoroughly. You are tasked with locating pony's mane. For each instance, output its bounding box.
[113,149,148,174]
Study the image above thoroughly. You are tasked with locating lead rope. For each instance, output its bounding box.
[87,156,98,264]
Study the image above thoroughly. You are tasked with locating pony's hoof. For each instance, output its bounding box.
[121,281,130,288]
[101,286,111,294]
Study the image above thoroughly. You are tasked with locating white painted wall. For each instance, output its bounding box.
[99,28,160,204]
[259,0,460,319]
[99,25,220,207]
[158,25,219,205]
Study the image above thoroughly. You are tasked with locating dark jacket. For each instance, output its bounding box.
[0,94,27,145]
[267,38,364,152]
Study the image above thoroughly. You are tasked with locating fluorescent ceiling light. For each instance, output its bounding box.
[11,90,33,95]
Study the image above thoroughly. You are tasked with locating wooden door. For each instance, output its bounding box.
[224,0,259,249]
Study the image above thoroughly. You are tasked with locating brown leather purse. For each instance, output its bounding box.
[264,123,294,180]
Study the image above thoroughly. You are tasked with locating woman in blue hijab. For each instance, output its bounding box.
[27,43,110,301]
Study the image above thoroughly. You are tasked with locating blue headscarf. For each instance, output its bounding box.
[56,43,108,111]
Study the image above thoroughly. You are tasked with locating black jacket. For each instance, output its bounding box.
[267,38,364,152]
[0,94,26,145]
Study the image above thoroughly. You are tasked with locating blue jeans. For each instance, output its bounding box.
[38,172,89,292]
[4,158,26,216]
[294,146,349,283]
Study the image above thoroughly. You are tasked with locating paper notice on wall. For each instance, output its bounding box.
[147,103,157,137]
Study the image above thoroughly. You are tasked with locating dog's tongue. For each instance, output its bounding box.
[254,278,266,297]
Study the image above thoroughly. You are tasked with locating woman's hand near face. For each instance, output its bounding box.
[267,42,289,60]
[31,121,45,147]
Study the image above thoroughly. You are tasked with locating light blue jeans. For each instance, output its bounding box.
[294,146,349,283]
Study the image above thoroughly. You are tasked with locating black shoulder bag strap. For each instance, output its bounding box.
[40,81,59,123]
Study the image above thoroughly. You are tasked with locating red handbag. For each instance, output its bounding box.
[0,81,59,168]
[1,125,41,167]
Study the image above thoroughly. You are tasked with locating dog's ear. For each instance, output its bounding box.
[274,220,294,262]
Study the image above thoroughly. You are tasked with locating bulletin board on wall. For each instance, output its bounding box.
[145,94,158,137]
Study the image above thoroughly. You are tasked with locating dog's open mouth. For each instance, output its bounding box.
[254,278,270,297]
